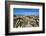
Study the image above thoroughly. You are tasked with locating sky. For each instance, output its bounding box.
[13,8,39,16]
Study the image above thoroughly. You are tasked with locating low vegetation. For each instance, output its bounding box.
[13,15,39,28]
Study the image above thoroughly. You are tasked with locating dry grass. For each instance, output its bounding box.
[13,15,39,28]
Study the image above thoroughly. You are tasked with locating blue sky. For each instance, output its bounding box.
[13,8,39,16]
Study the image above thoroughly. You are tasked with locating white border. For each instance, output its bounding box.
[10,5,43,32]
